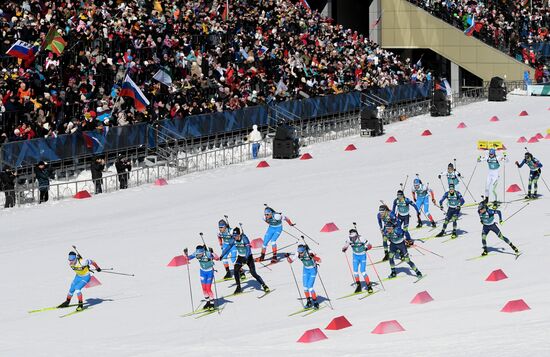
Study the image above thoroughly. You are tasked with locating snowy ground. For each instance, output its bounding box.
[1,95,549,357]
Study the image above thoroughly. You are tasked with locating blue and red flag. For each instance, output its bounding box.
[119,75,150,112]
[299,0,311,11]
[464,15,475,36]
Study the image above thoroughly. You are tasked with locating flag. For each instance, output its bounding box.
[464,15,475,36]
[43,27,67,55]
[258,45,268,56]
[299,0,311,11]
[222,0,229,21]
[443,79,452,96]
[370,13,382,29]
[435,82,444,91]
[6,40,36,60]
[153,69,172,86]
[275,78,288,96]
[240,48,249,60]
[415,56,422,68]
[120,75,150,112]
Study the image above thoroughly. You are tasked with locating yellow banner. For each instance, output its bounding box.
[477,141,488,150]
[490,141,503,149]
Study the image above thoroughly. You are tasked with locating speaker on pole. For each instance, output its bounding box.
[360,108,384,137]
[272,124,300,159]
[488,76,506,101]
[430,89,451,116]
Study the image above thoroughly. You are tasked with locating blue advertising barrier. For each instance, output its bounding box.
[1,81,432,168]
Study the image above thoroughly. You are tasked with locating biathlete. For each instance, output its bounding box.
[516,152,543,199]
[392,189,420,241]
[411,177,437,228]
[286,244,321,309]
[184,245,218,310]
[477,202,519,256]
[257,206,293,263]
[57,251,101,311]
[342,229,374,293]
[436,183,465,239]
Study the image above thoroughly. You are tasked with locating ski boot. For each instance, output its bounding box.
[312,300,319,309]
[240,270,246,280]
[305,297,313,309]
[509,243,519,254]
[76,302,84,311]
[57,299,71,308]
[203,300,214,311]
[367,283,374,294]
[233,286,242,295]
[416,221,422,229]
[451,229,457,239]
[416,271,423,278]
[270,255,278,264]
[525,192,532,199]
[431,221,436,228]
[223,269,232,280]
[388,269,397,279]
[481,248,488,256]
[354,282,362,293]
[435,230,445,237]
[382,251,389,261]
[262,284,270,293]
[255,253,265,262]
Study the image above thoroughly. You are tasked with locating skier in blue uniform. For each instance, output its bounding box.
[411,177,437,228]
[220,227,269,295]
[515,152,543,199]
[342,229,374,293]
[384,222,422,279]
[258,206,293,263]
[217,219,238,280]
[477,202,519,256]
[438,163,461,189]
[377,204,398,261]
[286,244,321,309]
[392,190,420,241]
[57,251,102,311]
[184,245,218,310]
[436,183,465,239]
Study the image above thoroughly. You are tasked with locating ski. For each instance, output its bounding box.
[358,290,381,300]
[28,304,80,314]
[302,305,326,317]
[441,235,460,243]
[59,306,91,318]
[214,277,234,284]
[382,275,406,282]
[413,274,427,283]
[181,307,211,317]
[257,289,276,299]
[466,254,496,261]
[194,305,225,319]
[337,290,371,300]
[419,233,450,242]
[289,307,312,316]
[223,290,253,298]
[515,252,523,260]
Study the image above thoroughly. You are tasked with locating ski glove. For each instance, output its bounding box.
[183,248,188,256]
[96,267,102,272]
[405,240,413,247]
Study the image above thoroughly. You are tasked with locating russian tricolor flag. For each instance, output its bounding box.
[6,40,36,60]
[120,75,150,112]
[299,0,311,11]
[464,15,475,36]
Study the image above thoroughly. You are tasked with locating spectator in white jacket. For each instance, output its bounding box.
[248,125,263,159]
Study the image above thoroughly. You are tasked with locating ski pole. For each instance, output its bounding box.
[503,202,529,223]
[517,165,527,193]
[540,174,550,193]
[411,244,444,258]
[199,232,220,312]
[353,222,385,291]
[184,251,195,312]
[291,224,320,245]
[343,252,356,285]
[286,255,304,308]
[97,270,135,276]
[503,157,506,204]
[315,267,334,310]
[403,174,409,190]
[239,223,272,271]
[224,214,231,227]
[411,245,425,256]
[438,176,446,192]
[282,229,301,241]
[465,160,479,195]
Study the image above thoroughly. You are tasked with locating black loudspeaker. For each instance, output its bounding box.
[273,124,299,159]
[430,90,451,116]
[488,76,506,101]
[360,108,384,136]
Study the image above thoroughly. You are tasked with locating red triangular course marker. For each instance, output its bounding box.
[300,153,313,160]
[250,238,264,249]
[535,133,544,140]
[410,291,434,304]
[326,316,352,330]
[545,134,550,140]
[490,116,499,122]
[485,269,508,282]
[257,160,270,168]
[517,136,527,143]
[85,275,102,288]
[371,320,405,334]
[74,190,92,199]
[320,222,339,232]
[155,178,168,186]
[501,299,530,313]
[297,328,328,343]
[421,130,432,136]
[167,255,188,267]
[345,144,357,151]
[385,136,397,143]
[528,137,539,143]
[506,184,521,193]
[519,110,529,116]
[457,122,467,129]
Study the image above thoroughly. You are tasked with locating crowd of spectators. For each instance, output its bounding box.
[0,0,427,145]
[408,0,549,82]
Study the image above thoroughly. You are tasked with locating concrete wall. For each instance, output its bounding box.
[380,0,533,82]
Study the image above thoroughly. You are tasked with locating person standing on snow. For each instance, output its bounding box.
[34,161,50,203]
[257,206,293,263]
[217,219,240,280]
[286,244,321,309]
[411,177,437,228]
[184,245,219,311]
[436,183,465,239]
[438,162,461,189]
[58,251,101,311]
[477,202,519,257]
[342,229,374,294]
[478,148,506,204]
[248,125,263,159]
[515,152,543,199]
[392,190,420,241]
[384,222,422,279]
[377,204,398,261]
